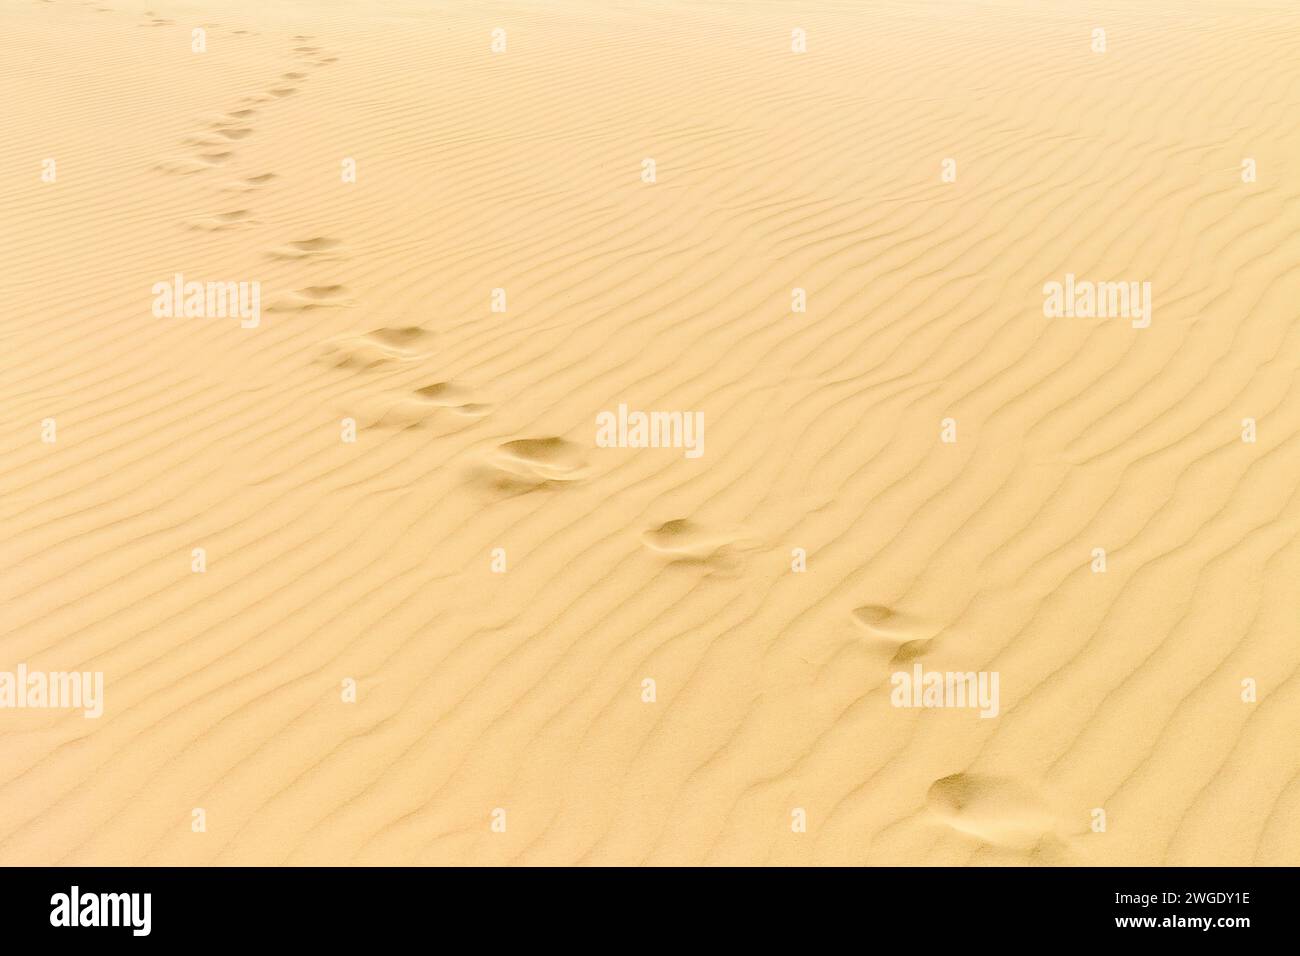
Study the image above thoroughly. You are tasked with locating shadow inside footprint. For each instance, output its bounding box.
[315,326,432,370]
[411,383,490,416]
[366,326,432,348]
[640,518,754,567]
[155,152,230,174]
[371,382,493,429]
[186,209,255,231]
[267,236,343,260]
[471,437,588,493]
[925,774,1056,850]
[268,285,350,313]
[850,604,938,661]
[496,438,586,479]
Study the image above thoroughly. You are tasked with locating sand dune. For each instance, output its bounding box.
[2,0,1298,865]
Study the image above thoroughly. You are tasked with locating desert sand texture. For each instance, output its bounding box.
[2,0,1299,865]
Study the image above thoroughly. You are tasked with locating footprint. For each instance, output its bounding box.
[222,172,275,192]
[473,437,588,492]
[267,236,343,261]
[268,87,298,98]
[851,604,905,635]
[182,129,251,147]
[154,157,221,175]
[851,604,937,661]
[281,72,307,80]
[413,382,466,403]
[410,382,491,416]
[202,114,252,131]
[365,327,432,349]
[180,134,229,147]
[371,384,493,429]
[267,285,351,313]
[640,519,754,566]
[925,774,1057,850]
[186,209,256,232]
[315,326,431,370]
[195,150,235,166]
[496,438,586,479]
[292,44,339,66]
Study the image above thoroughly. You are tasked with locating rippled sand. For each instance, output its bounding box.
[2,0,1298,865]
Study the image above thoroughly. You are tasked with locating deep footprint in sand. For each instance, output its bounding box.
[640,518,757,565]
[365,327,432,348]
[202,112,256,138]
[267,285,351,313]
[181,133,234,148]
[315,326,432,370]
[925,774,1057,850]
[472,437,588,493]
[410,382,491,416]
[495,438,586,480]
[371,383,493,428]
[186,209,256,231]
[267,237,344,261]
[852,604,908,636]
[195,150,234,165]
[223,172,277,192]
[850,604,937,660]
[154,150,233,174]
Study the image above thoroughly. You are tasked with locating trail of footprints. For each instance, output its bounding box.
[130,10,1059,860]
[152,31,334,179]
[145,25,554,486]
[315,325,495,433]
[150,33,367,323]
[150,28,491,434]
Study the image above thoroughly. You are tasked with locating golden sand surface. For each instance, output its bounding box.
[2,0,1298,865]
